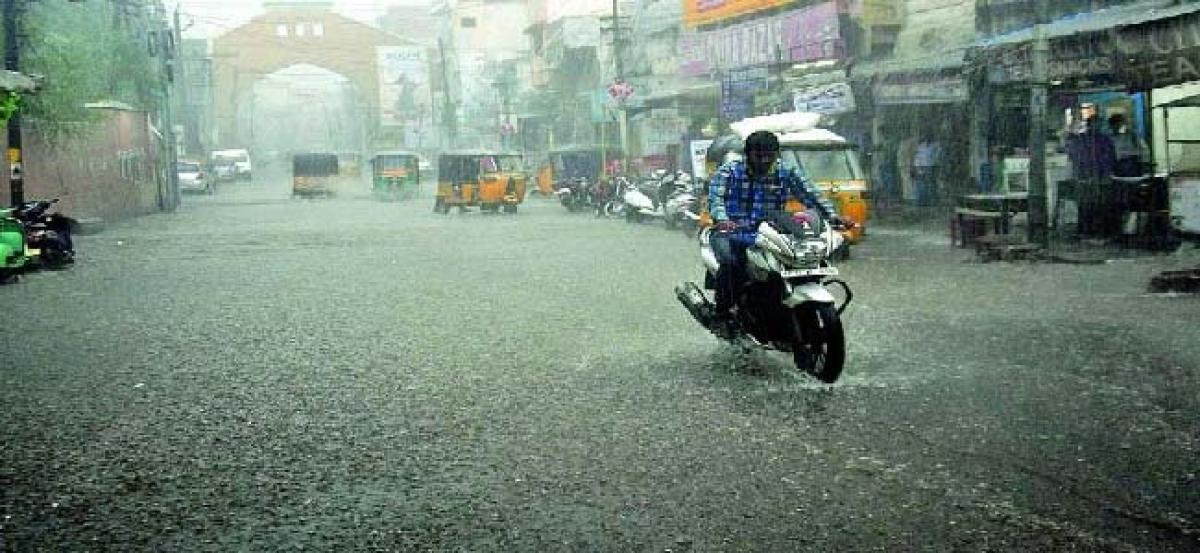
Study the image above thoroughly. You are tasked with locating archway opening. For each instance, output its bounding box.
[238,64,369,187]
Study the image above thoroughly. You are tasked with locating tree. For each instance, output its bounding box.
[7,0,163,143]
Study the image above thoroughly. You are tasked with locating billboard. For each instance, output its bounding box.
[684,0,792,27]
[377,46,430,134]
[680,2,845,76]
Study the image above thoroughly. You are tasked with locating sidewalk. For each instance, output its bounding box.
[866,200,1200,266]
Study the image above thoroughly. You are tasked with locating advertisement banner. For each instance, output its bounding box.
[684,0,792,28]
[680,2,844,77]
[690,140,714,179]
[377,47,430,132]
[793,82,855,114]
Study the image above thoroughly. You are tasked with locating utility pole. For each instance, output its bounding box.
[1028,0,1050,248]
[156,2,180,211]
[612,0,628,174]
[5,0,26,207]
[437,37,457,150]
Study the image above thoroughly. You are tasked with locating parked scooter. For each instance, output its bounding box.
[661,172,699,230]
[624,170,674,223]
[0,208,28,283]
[555,177,594,212]
[14,199,75,269]
[675,210,853,383]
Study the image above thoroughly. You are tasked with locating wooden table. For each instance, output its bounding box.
[955,193,1032,247]
[958,193,1029,235]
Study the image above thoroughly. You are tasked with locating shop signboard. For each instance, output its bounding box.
[684,0,792,28]
[680,2,845,77]
[1116,10,1200,91]
[875,78,968,105]
[793,82,855,114]
[985,8,1200,90]
[690,139,714,179]
[721,67,766,121]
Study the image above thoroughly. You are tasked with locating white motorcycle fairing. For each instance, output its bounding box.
[783,282,835,307]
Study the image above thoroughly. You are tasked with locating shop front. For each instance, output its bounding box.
[861,66,972,206]
[968,5,1200,238]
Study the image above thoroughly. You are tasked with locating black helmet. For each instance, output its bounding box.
[705,134,744,164]
[744,130,780,154]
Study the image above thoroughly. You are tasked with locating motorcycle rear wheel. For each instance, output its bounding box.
[791,304,845,383]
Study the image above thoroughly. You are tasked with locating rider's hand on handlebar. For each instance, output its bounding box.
[831,215,857,231]
[714,220,738,232]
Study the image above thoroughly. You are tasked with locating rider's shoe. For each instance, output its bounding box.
[709,309,739,339]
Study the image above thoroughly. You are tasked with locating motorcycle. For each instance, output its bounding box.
[675,210,852,383]
[14,198,76,269]
[662,172,699,230]
[598,176,630,219]
[554,177,594,213]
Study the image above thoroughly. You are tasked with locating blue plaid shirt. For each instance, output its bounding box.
[708,160,838,245]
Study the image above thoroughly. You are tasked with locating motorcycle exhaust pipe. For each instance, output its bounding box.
[675,282,714,326]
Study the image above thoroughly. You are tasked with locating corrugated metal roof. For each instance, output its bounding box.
[0,70,37,92]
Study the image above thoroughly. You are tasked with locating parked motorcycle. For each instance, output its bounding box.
[554,177,594,212]
[598,177,630,219]
[675,210,852,383]
[14,199,76,269]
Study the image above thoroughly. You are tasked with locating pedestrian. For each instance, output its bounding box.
[1066,103,1116,238]
[913,134,942,207]
[897,134,918,205]
[1108,113,1148,178]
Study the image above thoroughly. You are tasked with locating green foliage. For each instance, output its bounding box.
[0,91,19,123]
[19,0,164,143]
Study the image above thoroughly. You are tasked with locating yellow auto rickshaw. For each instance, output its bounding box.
[292,153,339,198]
[434,151,527,214]
[536,145,622,196]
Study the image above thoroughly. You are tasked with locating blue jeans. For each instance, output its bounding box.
[711,233,748,312]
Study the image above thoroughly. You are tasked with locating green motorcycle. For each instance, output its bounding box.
[0,208,28,283]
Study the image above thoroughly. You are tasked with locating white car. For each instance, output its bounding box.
[211,149,252,180]
[177,162,212,194]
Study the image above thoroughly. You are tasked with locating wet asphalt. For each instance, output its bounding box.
[2,173,1198,551]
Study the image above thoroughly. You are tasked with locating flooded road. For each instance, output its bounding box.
[2,178,1198,551]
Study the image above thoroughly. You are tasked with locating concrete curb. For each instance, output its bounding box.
[74,217,105,236]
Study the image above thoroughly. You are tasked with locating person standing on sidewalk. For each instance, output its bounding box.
[1066,103,1116,238]
[913,134,943,207]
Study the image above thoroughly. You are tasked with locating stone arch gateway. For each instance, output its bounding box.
[212,4,418,150]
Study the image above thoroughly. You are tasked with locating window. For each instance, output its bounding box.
[461,17,477,28]
[312,23,324,37]
[295,23,307,37]
[275,24,288,37]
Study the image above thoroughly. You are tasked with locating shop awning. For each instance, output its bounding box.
[975,0,1195,50]
[850,51,966,81]
[0,70,37,93]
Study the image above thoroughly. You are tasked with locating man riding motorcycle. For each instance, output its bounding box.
[707,130,852,332]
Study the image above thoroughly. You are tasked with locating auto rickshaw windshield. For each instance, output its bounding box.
[480,156,522,173]
[781,147,864,181]
[376,156,416,171]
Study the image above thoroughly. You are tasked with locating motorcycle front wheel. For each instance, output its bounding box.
[791,304,845,383]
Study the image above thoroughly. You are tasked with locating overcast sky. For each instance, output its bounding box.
[168,0,432,38]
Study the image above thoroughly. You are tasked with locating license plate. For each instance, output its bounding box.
[781,267,838,278]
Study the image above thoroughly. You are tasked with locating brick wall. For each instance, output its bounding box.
[2,109,163,222]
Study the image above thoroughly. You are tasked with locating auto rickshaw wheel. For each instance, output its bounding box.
[434,199,448,214]
[503,204,518,214]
